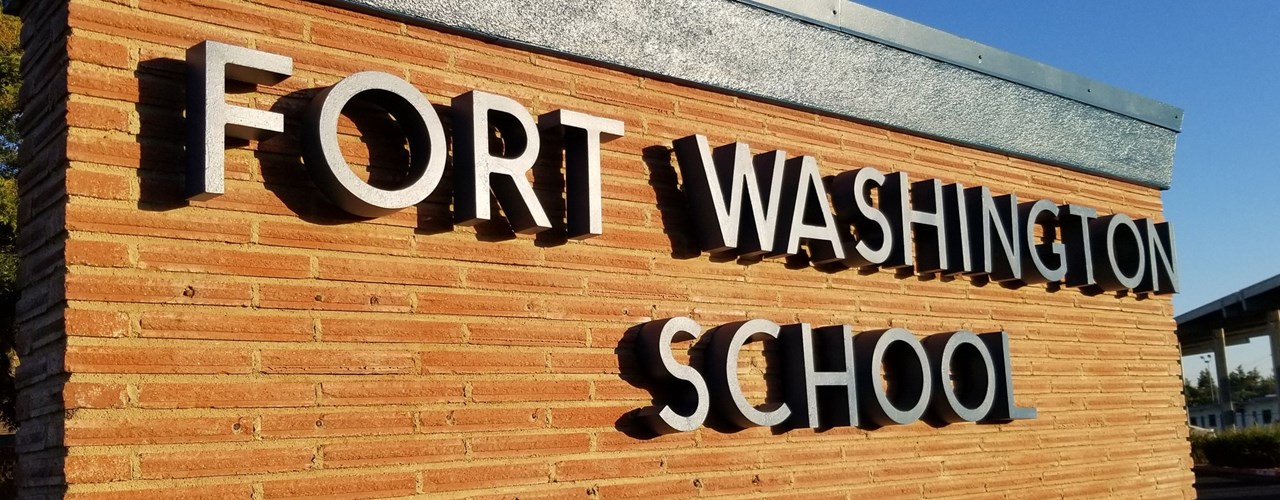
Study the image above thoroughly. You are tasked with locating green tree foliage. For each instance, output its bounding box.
[1184,365,1277,408]
[1184,367,1217,406]
[0,15,17,176]
[0,14,19,431]
[1229,365,1276,402]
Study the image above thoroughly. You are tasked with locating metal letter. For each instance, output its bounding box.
[452,91,550,233]
[966,187,1022,282]
[538,110,624,240]
[778,156,845,264]
[1091,214,1146,291]
[909,178,948,274]
[857,328,932,426]
[1137,219,1179,294]
[1060,204,1098,288]
[303,72,447,217]
[941,183,973,275]
[925,331,996,423]
[878,172,911,269]
[1018,199,1067,284]
[832,167,891,268]
[762,156,844,264]
[186,41,292,200]
[979,331,1036,421]
[671,136,787,256]
[707,319,791,429]
[782,324,858,429]
[637,317,710,434]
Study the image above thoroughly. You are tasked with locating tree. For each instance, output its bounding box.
[0,14,20,430]
[1185,367,1216,406]
[1184,365,1278,408]
[1229,365,1276,403]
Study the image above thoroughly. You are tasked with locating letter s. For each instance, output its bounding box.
[637,317,709,434]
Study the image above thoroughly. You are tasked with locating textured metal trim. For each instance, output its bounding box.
[739,0,1182,132]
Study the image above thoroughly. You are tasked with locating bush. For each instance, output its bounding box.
[1192,425,1280,468]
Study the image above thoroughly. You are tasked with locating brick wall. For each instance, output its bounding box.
[12,0,1193,498]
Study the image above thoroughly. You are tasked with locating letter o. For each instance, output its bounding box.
[925,331,996,423]
[303,71,447,217]
[857,328,932,426]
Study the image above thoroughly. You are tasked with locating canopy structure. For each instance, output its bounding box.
[1177,273,1280,427]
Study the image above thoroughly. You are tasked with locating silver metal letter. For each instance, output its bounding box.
[538,110,624,240]
[779,156,845,263]
[925,331,996,423]
[979,331,1037,421]
[942,183,973,275]
[186,41,292,200]
[858,328,932,426]
[707,319,791,429]
[782,324,858,429]
[1092,214,1146,291]
[671,136,787,256]
[637,317,710,434]
[909,178,948,273]
[832,167,891,268]
[1019,199,1067,284]
[452,91,550,233]
[1137,219,1179,294]
[303,72,447,217]
[1061,204,1098,288]
[966,187,1022,283]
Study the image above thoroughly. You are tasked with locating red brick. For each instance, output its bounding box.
[415,290,539,318]
[138,244,311,279]
[444,406,548,433]
[471,379,591,403]
[421,349,544,374]
[140,310,314,342]
[322,437,465,468]
[66,35,131,69]
[66,169,131,200]
[321,317,463,344]
[320,380,464,406]
[65,484,253,500]
[467,323,589,347]
[65,239,131,268]
[259,220,411,255]
[262,472,418,499]
[66,345,253,375]
[318,256,460,286]
[556,455,662,481]
[67,100,131,132]
[67,204,251,243]
[259,283,413,312]
[64,382,128,409]
[65,454,132,484]
[139,447,315,479]
[260,349,417,375]
[66,308,129,338]
[470,432,590,458]
[65,416,250,446]
[594,478,700,499]
[467,267,583,293]
[66,274,252,306]
[423,462,549,493]
[260,411,415,439]
[138,382,316,408]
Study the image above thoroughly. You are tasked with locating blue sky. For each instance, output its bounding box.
[851,1,1280,380]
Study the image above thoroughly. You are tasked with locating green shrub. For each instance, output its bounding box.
[1193,425,1280,468]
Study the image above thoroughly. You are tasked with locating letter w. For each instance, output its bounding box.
[673,135,786,256]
